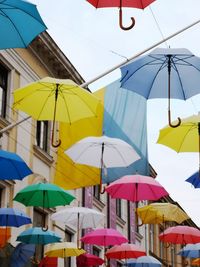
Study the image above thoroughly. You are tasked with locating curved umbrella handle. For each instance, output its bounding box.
[100,186,105,194]
[119,7,135,31]
[42,225,49,232]
[168,110,181,128]
[163,242,171,248]
[51,138,61,148]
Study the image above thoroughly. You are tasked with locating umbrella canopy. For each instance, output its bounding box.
[178,243,200,258]
[0,227,11,247]
[86,0,155,30]
[10,243,35,267]
[0,150,32,180]
[16,227,61,245]
[45,242,85,258]
[105,243,146,259]
[80,228,128,246]
[77,253,104,267]
[0,208,31,227]
[137,202,189,225]
[13,77,101,147]
[192,258,200,266]
[51,207,104,228]
[0,0,47,49]
[134,256,162,267]
[159,226,200,244]
[13,183,75,208]
[38,256,58,267]
[185,171,200,188]
[157,114,200,173]
[0,243,14,267]
[120,48,200,127]
[105,174,168,202]
[126,259,137,267]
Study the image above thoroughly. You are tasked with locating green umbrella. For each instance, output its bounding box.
[13,183,75,208]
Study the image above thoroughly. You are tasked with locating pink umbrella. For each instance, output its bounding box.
[159,226,200,244]
[80,228,128,246]
[77,253,104,267]
[105,243,146,259]
[105,174,169,202]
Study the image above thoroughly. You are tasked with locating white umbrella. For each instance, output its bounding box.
[51,207,104,247]
[65,136,140,169]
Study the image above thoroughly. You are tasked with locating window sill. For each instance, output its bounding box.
[93,196,105,211]
[0,117,10,134]
[33,145,54,166]
[116,216,126,227]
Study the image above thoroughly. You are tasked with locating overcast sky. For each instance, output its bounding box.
[31,0,200,226]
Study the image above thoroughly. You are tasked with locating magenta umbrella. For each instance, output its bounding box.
[159,226,200,245]
[80,228,128,246]
[105,174,169,202]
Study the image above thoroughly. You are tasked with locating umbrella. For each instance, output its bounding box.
[45,242,85,267]
[77,253,104,267]
[0,227,11,247]
[0,150,32,180]
[105,243,146,259]
[126,259,137,267]
[0,0,47,49]
[157,114,200,173]
[185,171,200,188]
[192,258,200,266]
[13,182,75,208]
[178,243,200,258]
[51,207,104,247]
[65,135,140,191]
[105,174,169,202]
[0,208,31,227]
[80,228,128,246]
[0,243,15,267]
[159,226,200,245]
[10,243,35,267]
[38,256,58,267]
[134,256,162,267]
[136,202,189,225]
[120,48,200,127]
[16,227,61,245]
[13,77,100,147]
[86,0,155,30]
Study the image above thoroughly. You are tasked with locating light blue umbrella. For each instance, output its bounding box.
[178,243,200,258]
[0,0,47,49]
[16,227,61,245]
[10,243,35,267]
[120,48,200,127]
[0,150,32,180]
[0,208,31,227]
[185,171,200,188]
[134,256,162,267]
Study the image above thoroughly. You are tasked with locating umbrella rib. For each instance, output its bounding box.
[57,88,71,124]
[171,58,186,100]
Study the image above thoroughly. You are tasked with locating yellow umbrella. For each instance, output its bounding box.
[137,203,190,225]
[45,242,85,266]
[157,114,200,172]
[13,77,100,147]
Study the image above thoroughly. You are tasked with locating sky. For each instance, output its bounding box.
[31,0,200,226]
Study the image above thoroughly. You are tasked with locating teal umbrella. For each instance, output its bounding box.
[13,183,75,208]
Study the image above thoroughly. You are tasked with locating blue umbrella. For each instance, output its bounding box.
[0,0,47,49]
[185,171,200,188]
[0,208,31,227]
[126,258,137,267]
[120,47,200,127]
[10,243,35,267]
[0,150,32,180]
[16,227,61,245]
[178,243,200,258]
[134,256,162,267]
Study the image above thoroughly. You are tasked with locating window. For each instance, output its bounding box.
[93,185,101,201]
[65,229,73,267]
[93,246,100,257]
[116,198,122,218]
[0,64,8,118]
[149,224,154,252]
[0,187,3,207]
[36,121,50,152]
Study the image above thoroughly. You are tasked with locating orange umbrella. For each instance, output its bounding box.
[0,228,11,247]
[192,258,200,266]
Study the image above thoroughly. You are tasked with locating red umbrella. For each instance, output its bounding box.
[86,0,155,30]
[105,243,146,259]
[159,226,200,244]
[105,174,169,202]
[80,228,128,246]
[77,253,104,267]
[38,256,58,267]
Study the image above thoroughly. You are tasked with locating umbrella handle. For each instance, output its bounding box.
[51,122,61,147]
[168,110,181,128]
[42,225,49,232]
[100,186,105,194]
[163,242,170,248]
[119,7,135,31]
